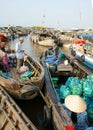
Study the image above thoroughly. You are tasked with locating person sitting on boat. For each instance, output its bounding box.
[45,39,64,65]
[63,95,88,130]
[0,50,10,72]
[15,37,24,72]
[45,39,60,58]
[8,50,17,67]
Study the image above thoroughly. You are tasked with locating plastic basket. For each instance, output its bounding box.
[64,126,74,130]
[52,77,59,88]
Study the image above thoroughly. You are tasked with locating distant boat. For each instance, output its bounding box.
[30,30,53,46]
[38,39,53,47]
[0,85,37,130]
[0,51,45,100]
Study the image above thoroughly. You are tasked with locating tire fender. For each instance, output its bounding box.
[43,105,52,127]
[81,55,85,62]
[71,50,76,56]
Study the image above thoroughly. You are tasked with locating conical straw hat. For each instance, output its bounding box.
[65,95,87,113]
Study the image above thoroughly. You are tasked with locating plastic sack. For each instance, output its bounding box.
[87,74,93,79]
[2,72,12,79]
[65,77,74,87]
[0,70,12,79]
[86,74,93,83]
[19,65,29,74]
[20,71,34,80]
[54,60,60,65]
[45,56,57,64]
[60,85,71,99]
[65,77,80,89]
[82,96,91,106]
[83,83,93,97]
[71,83,82,95]
[80,78,86,84]
[87,103,93,123]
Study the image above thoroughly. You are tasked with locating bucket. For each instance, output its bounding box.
[49,63,57,73]
[64,126,74,130]
[64,60,68,65]
[52,77,59,88]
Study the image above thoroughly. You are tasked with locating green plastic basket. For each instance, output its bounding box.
[52,77,59,88]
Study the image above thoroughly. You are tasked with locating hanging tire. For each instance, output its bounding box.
[81,55,85,62]
[20,85,39,99]
[43,105,52,127]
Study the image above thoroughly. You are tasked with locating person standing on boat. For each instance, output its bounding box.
[15,37,24,71]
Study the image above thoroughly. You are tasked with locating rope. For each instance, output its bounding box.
[39,89,62,108]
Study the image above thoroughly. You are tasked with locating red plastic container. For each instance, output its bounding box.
[64,126,74,130]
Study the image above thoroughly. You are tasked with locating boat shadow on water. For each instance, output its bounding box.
[0,86,37,130]
[14,94,54,130]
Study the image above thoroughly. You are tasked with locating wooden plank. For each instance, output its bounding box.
[57,64,73,72]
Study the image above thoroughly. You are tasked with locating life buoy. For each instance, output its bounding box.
[43,105,52,127]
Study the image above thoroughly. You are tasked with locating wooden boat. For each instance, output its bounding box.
[38,39,53,47]
[30,31,52,46]
[0,51,45,100]
[40,52,74,130]
[0,85,37,130]
[40,50,93,130]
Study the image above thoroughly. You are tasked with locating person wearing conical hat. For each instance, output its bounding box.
[63,95,88,130]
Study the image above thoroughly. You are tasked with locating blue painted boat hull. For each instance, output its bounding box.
[75,51,93,69]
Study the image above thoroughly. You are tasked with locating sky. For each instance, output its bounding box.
[0,0,93,29]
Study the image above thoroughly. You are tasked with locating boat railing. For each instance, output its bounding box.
[0,86,37,130]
